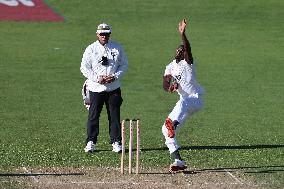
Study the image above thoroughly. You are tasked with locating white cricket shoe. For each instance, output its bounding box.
[0,0,19,6]
[169,159,187,173]
[17,0,35,7]
[84,141,95,153]
[112,142,122,153]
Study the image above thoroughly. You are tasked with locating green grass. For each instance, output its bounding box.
[0,0,283,188]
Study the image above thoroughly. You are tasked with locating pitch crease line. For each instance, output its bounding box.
[226,171,243,184]
[22,167,39,183]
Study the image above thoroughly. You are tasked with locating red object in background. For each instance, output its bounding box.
[0,0,64,22]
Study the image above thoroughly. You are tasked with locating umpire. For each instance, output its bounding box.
[80,23,128,153]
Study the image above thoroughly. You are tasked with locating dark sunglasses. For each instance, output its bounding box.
[99,33,110,36]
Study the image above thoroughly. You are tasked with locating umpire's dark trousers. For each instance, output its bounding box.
[86,88,123,144]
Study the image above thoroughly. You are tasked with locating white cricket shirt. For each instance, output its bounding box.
[164,59,204,97]
[80,40,128,92]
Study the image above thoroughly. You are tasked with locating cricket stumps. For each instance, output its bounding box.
[120,119,140,174]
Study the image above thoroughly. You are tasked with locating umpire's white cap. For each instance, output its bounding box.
[96,23,112,34]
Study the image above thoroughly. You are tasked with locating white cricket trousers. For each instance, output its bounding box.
[162,93,203,153]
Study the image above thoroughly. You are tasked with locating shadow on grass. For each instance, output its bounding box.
[141,145,284,175]
[82,144,284,153]
[141,144,284,152]
[183,165,284,175]
[0,173,84,177]
[142,165,284,175]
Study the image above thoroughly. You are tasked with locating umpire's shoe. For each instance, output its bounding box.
[112,142,122,153]
[84,141,95,153]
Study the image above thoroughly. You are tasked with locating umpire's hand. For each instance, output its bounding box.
[98,75,115,84]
